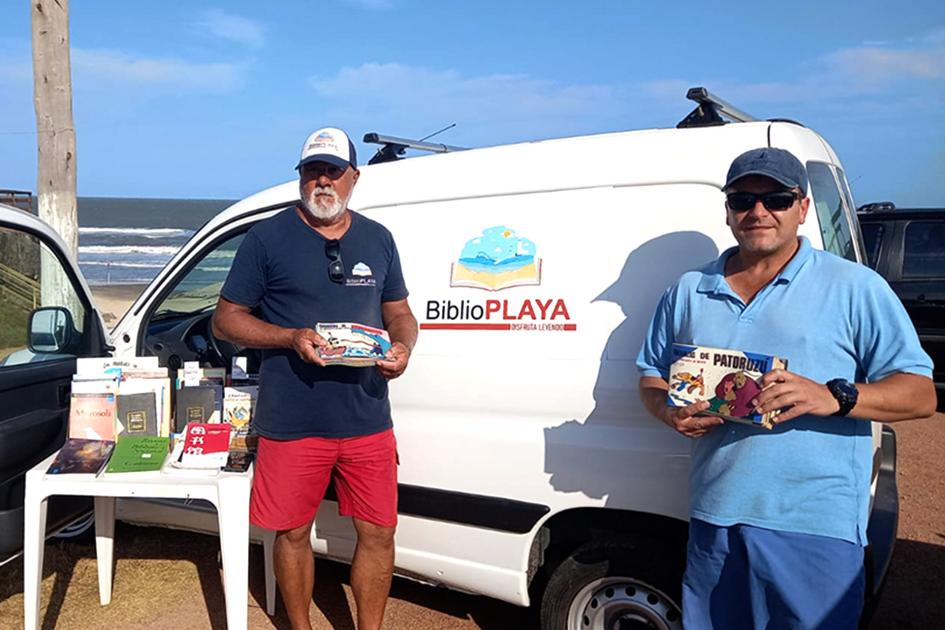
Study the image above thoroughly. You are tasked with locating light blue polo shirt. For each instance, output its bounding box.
[636,237,932,545]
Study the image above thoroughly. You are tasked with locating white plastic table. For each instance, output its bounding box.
[23,450,264,630]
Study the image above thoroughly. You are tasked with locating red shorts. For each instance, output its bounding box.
[250,428,398,530]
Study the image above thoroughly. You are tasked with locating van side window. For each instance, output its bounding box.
[903,221,945,278]
[807,162,856,262]
[859,223,884,269]
[0,227,90,367]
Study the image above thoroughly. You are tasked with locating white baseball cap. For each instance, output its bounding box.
[296,127,358,171]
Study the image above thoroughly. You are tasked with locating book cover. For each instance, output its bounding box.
[199,379,224,422]
[116,392,158,436]
[174,422,231,469]
[175,386,217,433]
[223,386,257,429]
[68,392,117,441]
[316,322,392,367]
[47,438,115,475]
[104,436,170,474]
[668,343,788,430]
[119,376,171,437]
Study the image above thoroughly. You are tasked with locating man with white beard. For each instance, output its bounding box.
[213,127,417,630]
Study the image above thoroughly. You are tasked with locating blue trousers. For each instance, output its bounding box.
[683,519,865,630]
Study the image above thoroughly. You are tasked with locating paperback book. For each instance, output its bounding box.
[175,386,219,432]
[316,322,392,367]
[104,436,170,474]
[47,438,115,475]
[68,390,117,441]
[223,386,256,429]
[116,392,158,436]
[172,422,231,469]
[668,343,788,430]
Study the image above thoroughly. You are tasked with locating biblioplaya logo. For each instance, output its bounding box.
[422,225,575,332]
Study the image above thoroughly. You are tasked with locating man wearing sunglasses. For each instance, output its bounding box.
[213,127,418,630]
[636,147,935,629]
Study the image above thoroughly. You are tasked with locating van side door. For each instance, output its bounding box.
[0,210,109,562]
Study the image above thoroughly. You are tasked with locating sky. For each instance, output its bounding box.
[0,0,943,206]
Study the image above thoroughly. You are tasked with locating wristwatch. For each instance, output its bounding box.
[826,379,859,417]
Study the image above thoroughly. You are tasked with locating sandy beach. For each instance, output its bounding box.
[89,284,148,325]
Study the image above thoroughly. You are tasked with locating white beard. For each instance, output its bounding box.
[301,186,346,221]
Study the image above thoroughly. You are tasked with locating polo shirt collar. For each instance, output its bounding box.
[696,236,814,295]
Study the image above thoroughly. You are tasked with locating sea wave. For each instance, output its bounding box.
[80,227,194,238]
[79,245,182,255]
[81,261,167,269]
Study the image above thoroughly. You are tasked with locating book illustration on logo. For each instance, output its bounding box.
[668,343,788,430]
[47,438,115,475]
[450,226,541,291]
[316,322,392,366]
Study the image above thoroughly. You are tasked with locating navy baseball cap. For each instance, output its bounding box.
[724,147,808,195]
[296,127,358,171]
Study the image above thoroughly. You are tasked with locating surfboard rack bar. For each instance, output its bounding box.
[363,133,467,165]
[676,86,758,128]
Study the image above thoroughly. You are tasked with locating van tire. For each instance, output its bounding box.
[539,538,684,630]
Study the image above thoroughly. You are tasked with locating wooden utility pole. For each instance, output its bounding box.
[31,0,78,260]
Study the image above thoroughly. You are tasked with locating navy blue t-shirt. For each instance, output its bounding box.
[220,208,409,438]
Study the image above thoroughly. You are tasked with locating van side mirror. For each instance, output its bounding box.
[28,306,76,354]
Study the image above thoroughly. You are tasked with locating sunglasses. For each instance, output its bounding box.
[303,162,346,180]
[325,239,344,284]
[726,191,800,212]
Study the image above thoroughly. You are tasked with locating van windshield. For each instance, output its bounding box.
[151,233,245,321]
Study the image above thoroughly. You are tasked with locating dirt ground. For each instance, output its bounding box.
[0,413,941,629]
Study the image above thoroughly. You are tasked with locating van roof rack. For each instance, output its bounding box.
[676,87,759,129]
[857,201,896,213]
[363,132,467,165]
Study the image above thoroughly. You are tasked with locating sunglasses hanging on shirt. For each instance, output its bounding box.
[325,239,344,284]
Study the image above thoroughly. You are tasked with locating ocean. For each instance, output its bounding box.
[77,197,235,286]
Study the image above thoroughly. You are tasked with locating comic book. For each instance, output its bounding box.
[668,343,788,430]
[315,322,392,367]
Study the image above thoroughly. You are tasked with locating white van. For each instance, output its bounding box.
[0,89,897,629]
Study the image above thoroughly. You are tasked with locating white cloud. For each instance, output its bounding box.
[309,62,625,143]
[658,31,945,116]
[825,46,945,86]
[72,48,247,92]
[195,9,266,49]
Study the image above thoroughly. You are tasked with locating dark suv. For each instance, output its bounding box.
[857,202,945,411]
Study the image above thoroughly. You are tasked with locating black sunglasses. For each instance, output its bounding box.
[325,239,344,284]
[726,191,800,212]
[302,162,346,180]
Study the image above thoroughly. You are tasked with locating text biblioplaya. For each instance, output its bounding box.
[426,298,571,321]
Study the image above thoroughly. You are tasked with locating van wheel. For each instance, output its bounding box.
[539,539,683,630]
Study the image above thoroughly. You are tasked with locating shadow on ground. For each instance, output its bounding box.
[869,537,945,629]
[0,522,535,630]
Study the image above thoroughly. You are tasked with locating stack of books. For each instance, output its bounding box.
[48,356,260,477]
[50,357,172,476]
